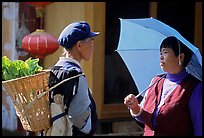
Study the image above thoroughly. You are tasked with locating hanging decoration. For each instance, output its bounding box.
[22,2,59,59]
[25,2,53,29]
[22,29,59,59]
[25,2,53,18]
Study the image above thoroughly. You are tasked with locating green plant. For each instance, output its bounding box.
[2,56,43,81]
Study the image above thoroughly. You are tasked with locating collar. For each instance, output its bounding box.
[166,69,188,83]
[59,57,81,68]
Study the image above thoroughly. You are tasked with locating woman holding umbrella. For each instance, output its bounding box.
[124,36,202,136]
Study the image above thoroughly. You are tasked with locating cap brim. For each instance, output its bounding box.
[89,32,100,37]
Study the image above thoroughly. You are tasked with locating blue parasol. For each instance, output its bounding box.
[116,17,202,96]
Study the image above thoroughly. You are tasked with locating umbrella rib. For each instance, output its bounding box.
[115,49,158,51]
[135,74,166,98]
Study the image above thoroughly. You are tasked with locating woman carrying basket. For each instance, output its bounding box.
[44,21,99,136]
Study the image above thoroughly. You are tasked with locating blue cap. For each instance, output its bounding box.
[58,21,100,49]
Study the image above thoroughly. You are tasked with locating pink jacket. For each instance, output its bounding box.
[141,75,199,136]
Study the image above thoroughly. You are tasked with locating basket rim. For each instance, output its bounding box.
[2,69,50,84]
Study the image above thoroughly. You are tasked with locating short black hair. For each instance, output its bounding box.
[160,36,192,67]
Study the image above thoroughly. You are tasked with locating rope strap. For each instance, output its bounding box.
[22,73,85,116]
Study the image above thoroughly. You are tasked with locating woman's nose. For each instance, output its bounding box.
[160,54,164,60]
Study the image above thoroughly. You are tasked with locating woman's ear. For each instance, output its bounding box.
[178,53,185,65]
[180,53,185,62]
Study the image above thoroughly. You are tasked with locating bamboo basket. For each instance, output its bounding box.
[2,70,51,132]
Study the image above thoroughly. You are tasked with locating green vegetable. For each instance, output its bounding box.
[2,56,43,81]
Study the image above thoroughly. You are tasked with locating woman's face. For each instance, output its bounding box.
[160,47,181,74]
[79,37,94,61]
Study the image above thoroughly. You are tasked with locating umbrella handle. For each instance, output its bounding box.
[135,74,166,99]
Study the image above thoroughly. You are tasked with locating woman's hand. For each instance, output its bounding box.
[124,94,140,114]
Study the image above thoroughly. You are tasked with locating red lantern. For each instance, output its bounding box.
[25,2,53,7]
[25,2,53,19]
[22,29,59,59]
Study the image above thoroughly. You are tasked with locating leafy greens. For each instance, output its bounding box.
[2,56,43,81]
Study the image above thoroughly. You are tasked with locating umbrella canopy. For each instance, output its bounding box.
[116,17,202,95]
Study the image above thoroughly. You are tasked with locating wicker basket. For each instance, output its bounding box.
[2,70,51,132]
